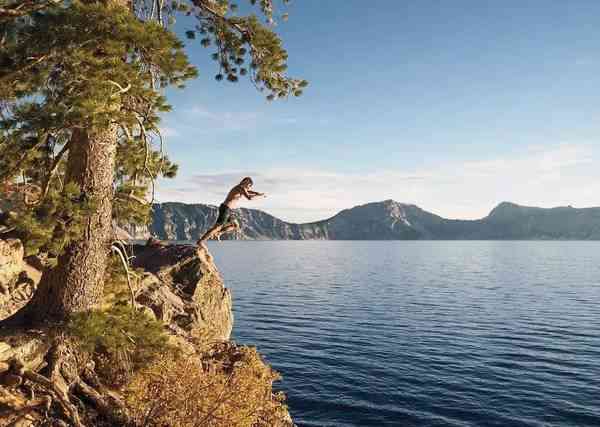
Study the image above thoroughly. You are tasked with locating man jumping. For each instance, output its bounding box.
[197,177,265,247]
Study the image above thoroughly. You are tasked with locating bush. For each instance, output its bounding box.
[125,344,292,427]
[68,304,169,386]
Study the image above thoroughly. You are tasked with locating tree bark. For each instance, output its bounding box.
[23,127,118,322]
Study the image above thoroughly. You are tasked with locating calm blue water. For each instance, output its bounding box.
[208,241,600,427]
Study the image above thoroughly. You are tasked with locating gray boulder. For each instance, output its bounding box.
[132,244,233,346]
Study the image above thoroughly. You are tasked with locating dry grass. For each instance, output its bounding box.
[125,343,292,427]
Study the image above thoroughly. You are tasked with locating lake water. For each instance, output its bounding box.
[207,241,600,427]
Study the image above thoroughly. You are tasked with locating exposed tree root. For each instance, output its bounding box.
[0,330,131,427]
[74,377,130,425]
[22,369,84,427]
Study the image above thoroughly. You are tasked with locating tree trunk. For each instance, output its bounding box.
[7,0,131,324]
[23,127,118,322]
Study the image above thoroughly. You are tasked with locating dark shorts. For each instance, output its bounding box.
[215,204,232,226]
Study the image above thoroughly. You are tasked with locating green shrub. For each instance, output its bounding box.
[68,304,169,386]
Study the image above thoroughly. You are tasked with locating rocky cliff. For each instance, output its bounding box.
[132,243,233,345]
[0,239,293,426]
[0,239,40,320]
[130,200,600,240]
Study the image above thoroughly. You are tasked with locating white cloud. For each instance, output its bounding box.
[162,105,301,134]
[155,143,600,223]
[185,105,262,132]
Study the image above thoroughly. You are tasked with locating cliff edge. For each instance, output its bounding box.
[0,239,293,426]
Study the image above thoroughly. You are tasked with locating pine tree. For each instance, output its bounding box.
[0,0,306,322]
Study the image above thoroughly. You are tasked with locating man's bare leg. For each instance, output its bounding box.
[197,224,224,247]
[214,222,240,240]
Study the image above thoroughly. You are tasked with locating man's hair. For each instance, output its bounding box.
[240,177,253,186]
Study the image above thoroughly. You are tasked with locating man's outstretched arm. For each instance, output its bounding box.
[241,187,265,200]
[241,186,253,200]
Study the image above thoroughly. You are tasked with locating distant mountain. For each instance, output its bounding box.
[127,200,600,241]
[137,202,328,241]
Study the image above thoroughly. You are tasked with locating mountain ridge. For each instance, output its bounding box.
[128,200,600,240]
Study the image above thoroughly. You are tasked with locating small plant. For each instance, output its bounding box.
[102,253,143,308]
[68,304,169,386]
[125,344,292,427]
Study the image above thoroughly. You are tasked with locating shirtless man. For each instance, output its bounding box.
[197,177,265,246]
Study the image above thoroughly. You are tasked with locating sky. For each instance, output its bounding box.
[155,0,600,223]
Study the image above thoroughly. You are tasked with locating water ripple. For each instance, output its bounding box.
[209,241,600,427]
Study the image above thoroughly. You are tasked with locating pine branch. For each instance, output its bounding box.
[1,37,101,85]
[134,115,156,204]
[116,192,148,205]
[0,54,50,84]
[40,140,71,201]
[0,0,63,21]
[1,133,49,181]
[193,1,251,39]
[107,80,132,98]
